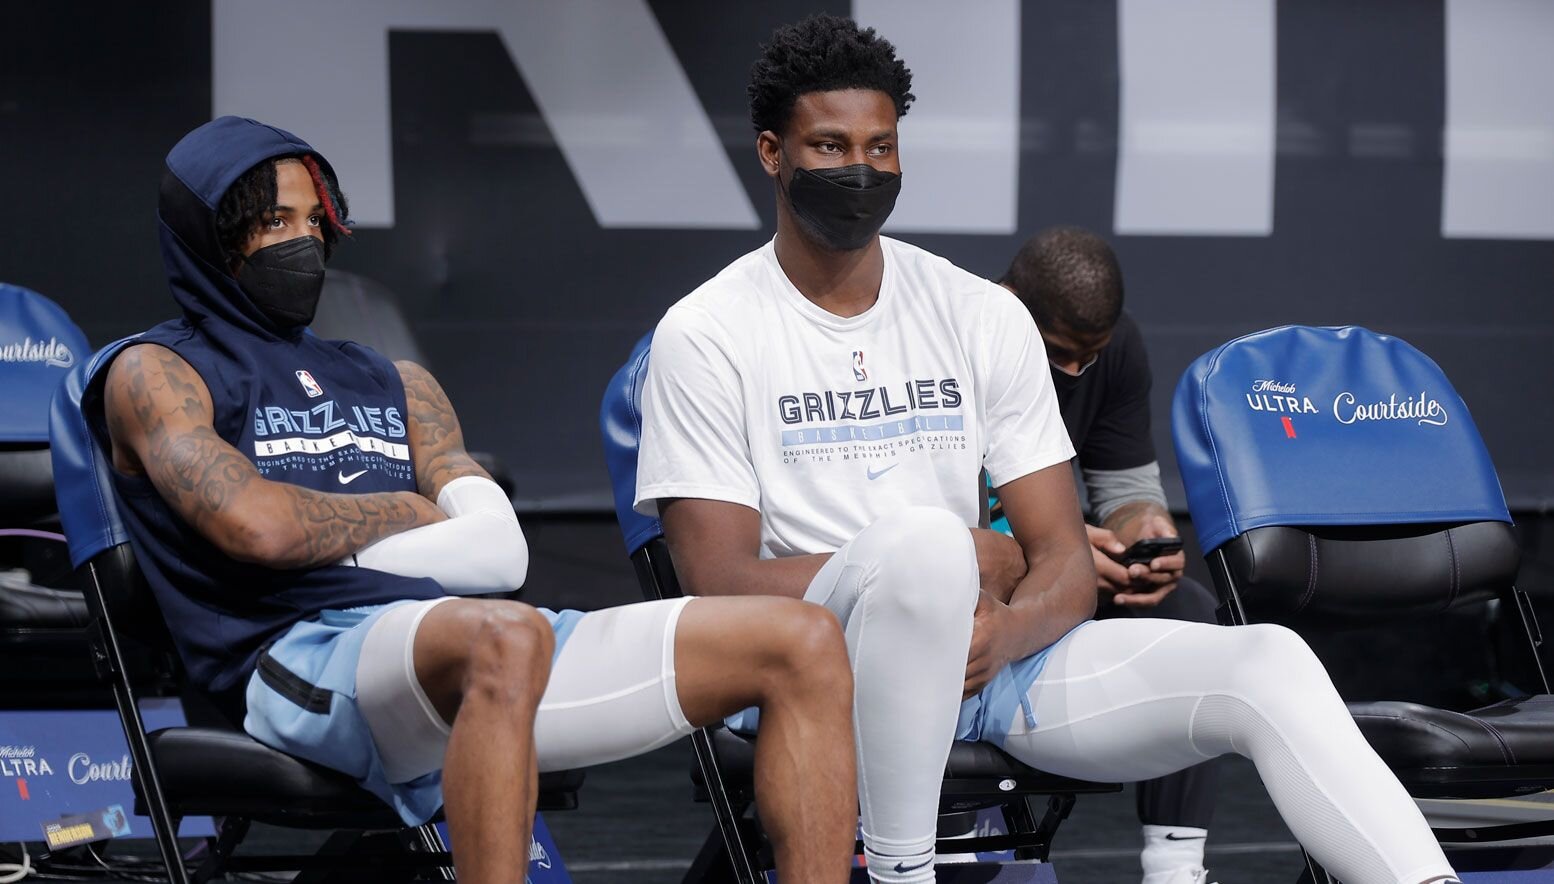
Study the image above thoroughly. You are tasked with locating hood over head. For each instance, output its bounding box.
[158,116,341,341]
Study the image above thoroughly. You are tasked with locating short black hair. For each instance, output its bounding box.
[215,155,350,268]
[1001,226,1124,336]
[748,14,914,135]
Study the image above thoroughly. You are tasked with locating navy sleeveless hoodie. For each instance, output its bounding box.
[103,117,445,704]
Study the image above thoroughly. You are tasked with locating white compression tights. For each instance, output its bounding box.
[1005,619,1456,884]
[804,507,979,882]
[808,506,1456,884]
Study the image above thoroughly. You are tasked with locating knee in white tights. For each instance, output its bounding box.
[810,505,978,625]
[1188,624,1338,755]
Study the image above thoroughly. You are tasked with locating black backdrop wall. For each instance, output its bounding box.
[6,1,1551,511]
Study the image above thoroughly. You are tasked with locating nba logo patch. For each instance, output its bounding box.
[296,370,324,398]
[852,350,868,382]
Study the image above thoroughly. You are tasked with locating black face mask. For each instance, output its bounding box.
[786,163,902,251]
[237,235,327,330]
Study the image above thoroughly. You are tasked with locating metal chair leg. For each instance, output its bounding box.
[690,729,761,884]
[1512,586,1551,693]
[411,823,455,880]
[683,823,740,884]
[1007,793,1076,862]
[1297,848,1338,883]
[89,563,189,884]
[190,817,248,884]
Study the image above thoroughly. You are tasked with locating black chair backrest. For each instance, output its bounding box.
[632,536,686,602]
[1214,522,1520,627]
[0,445,58,526]
[88,544,179,659]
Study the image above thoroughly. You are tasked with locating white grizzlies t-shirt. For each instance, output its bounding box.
[634,236,1074,558]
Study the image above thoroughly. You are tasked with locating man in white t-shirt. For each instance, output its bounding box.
[636,14,1459,884]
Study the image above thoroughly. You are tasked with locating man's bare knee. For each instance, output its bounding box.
[759,601,851,703]
[461,603,554,708]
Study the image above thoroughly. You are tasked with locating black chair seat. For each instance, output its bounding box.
[0,445,58,526]
[0,627,100,696]
[1351,695,1554,797]
[0,582,90,627]
[698,728,1117,810]
[941,738,1114,789]
[0,586,98,693]
[148,727,584,827]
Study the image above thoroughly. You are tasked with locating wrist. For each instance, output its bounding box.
[1002,596,1047,657]
[1102,509,1145,543]
[1105,503,1173,544]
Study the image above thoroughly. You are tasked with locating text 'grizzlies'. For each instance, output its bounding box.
[253,401,407,439]
[777,379,962,425]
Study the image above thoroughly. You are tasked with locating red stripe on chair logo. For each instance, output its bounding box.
[1281,416,1296,438]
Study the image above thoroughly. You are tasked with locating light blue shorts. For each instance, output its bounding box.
[956,640,1054,746]
[728,624,1086,747]
[243,599,583,826]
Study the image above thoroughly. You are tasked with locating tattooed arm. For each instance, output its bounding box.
[103,343,446,570]
[332,361,527,593]
[395,360,491,498]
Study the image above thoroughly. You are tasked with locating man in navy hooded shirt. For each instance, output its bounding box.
[99,116,858,883]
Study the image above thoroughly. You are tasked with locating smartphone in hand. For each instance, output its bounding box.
[1115,537,1183,567]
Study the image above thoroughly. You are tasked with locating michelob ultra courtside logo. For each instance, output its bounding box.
[1245,379,1451,437]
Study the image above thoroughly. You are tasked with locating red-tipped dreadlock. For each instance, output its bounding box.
[300,154,351,239]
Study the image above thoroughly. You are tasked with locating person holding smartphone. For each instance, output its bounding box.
[996,226,1221,884]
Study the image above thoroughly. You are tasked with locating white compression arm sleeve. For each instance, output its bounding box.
[348,475,528,595]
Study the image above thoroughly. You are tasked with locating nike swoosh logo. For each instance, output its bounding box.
[1164,833,1206,841]
[894,858,933,873]
[338,469,369,485]
[866,464,899,481]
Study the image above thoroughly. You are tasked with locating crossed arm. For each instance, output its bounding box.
[353,361,528,592]
[971,464,1098,687]
[103,344,510,579]
[660,460,1097,694]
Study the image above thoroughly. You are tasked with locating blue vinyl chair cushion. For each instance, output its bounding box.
[0,284,91,444]
[600,332,661,556]
[49,337,139,568]
[1172,325,1510,555]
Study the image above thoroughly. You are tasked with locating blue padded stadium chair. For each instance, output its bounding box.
[50,338,582,883]
[601,332,1118,884]
[0,283,93,701]
[1173,325,1554,880]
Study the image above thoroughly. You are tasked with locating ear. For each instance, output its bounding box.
[756,130,783,179]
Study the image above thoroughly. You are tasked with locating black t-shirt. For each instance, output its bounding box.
[1048,310,1156,471]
